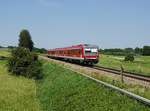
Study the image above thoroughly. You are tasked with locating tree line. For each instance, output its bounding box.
[100,46,150,56]
[0,46,47,54]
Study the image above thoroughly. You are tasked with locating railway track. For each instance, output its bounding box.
[43,55,150,82]
[92,66,150,82]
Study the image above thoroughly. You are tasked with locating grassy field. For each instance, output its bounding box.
[0,54,41,110]
[37,61,150,111]
[97,54,150,76]
[0,48,11,57]
[0,49,150,111]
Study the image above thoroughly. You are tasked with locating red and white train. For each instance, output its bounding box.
[47,44,99,65]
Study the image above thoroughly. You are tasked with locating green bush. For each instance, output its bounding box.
[8,47,43,79]
[124,53,134,62]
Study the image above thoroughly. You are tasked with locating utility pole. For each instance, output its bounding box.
[120,64,124,83]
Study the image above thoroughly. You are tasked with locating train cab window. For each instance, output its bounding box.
[84,48,98,55]
[85,51,91,55]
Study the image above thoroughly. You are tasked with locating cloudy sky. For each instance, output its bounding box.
[0,0,150,49]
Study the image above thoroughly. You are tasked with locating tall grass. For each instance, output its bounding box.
[0,60,41,111]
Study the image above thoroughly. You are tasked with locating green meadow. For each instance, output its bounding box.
[0,49,150,111]
[0,48,11,57]
[97,54,150,76]
[0,60,41,111]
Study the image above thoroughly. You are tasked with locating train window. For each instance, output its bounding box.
[85,49,91,54]
[79,49,82,54]
[64,49,82,56]
[84,48,98,55]
[85,50,91,55]
[71,49,81,55]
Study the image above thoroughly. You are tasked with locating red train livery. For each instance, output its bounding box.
[47,44,99,65]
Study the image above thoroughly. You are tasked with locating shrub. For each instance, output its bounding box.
[124,53,134,62]
[8,47,43,79]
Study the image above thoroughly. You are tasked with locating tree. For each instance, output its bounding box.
[19,29,34,51]
[103,48,125,56]
[7,46,16,49]
[124,48,134,54]
[33,47,47,53]
[7,47,43,79]
[135,47,142,55]
[143,46,150,56]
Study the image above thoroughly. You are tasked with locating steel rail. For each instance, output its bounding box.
[43,55,150,82]
[93,66,150,82]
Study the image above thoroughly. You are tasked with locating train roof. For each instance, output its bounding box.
[48,44,99,51]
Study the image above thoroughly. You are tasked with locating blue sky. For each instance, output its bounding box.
[0,0,150,49]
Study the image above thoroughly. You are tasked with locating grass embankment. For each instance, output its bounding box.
[97,54,150,76]
[37,61,150,111]
[0,49,150,111]
[0,58,41,110]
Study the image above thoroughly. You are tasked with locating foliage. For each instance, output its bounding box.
[19,29,34,51]
[143,46,150,56]
[124,48,134,54]
[102,48,125,56]
[37,61,150,111]
[33,47,47,53]
[0,56,7,60]
[7,47,43,79]
[135,47,142,55]
[101,48,135,56]
[7,46,16,49]
[101,46,150,56]
[124,53,134,62]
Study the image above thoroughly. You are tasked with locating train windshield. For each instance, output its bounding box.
[84,48,98,55]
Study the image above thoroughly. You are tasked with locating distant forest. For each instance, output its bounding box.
[0,45,47,54]
[100,46,150,56]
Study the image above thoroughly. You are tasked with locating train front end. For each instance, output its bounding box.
[83,45,99,65]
